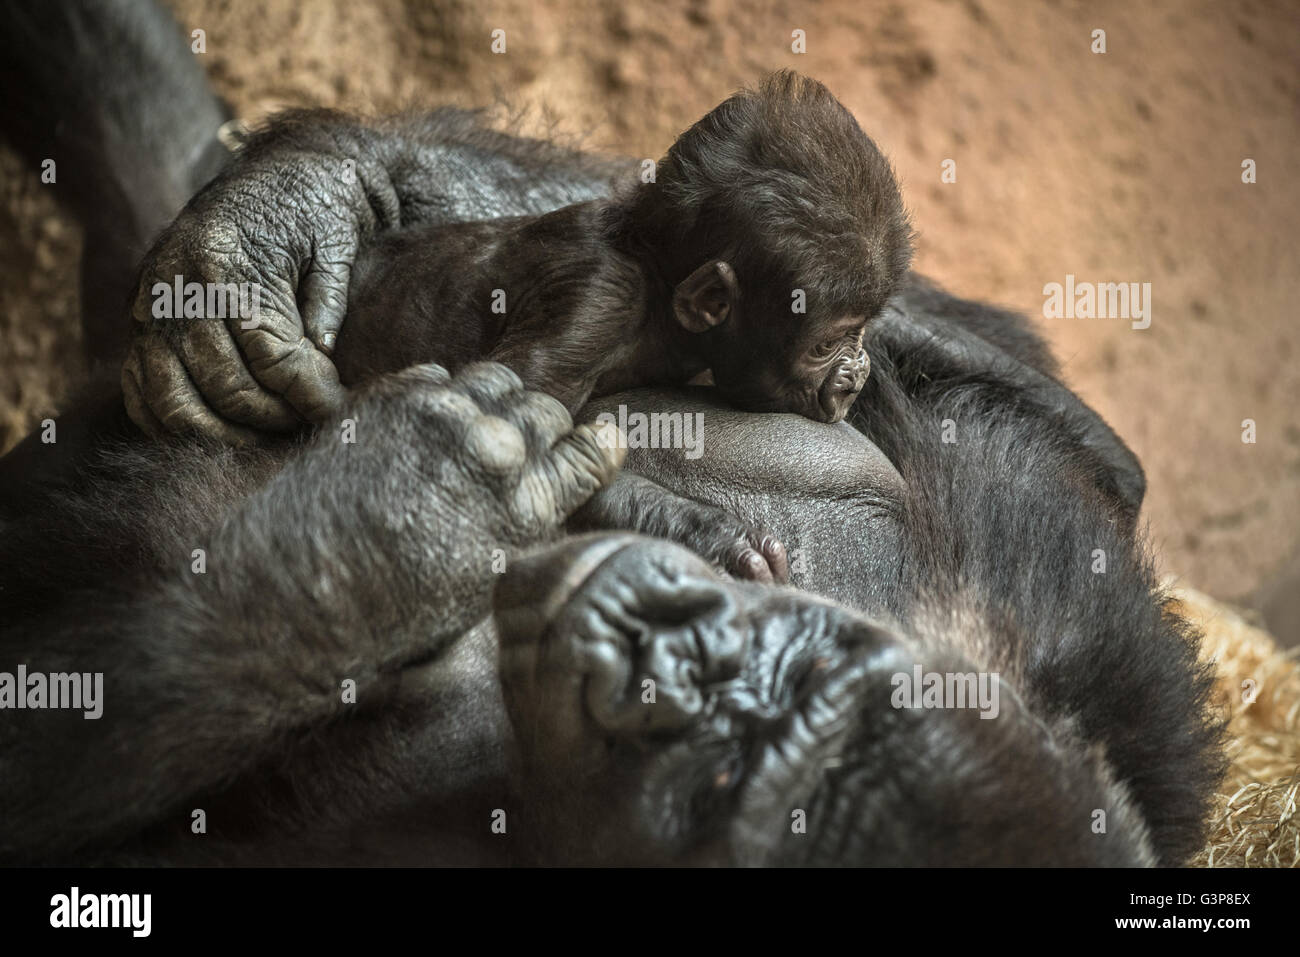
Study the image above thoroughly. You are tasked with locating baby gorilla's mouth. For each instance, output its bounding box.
[711,380,836,423]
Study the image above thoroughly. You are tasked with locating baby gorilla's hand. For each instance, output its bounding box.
[676,503,789,584]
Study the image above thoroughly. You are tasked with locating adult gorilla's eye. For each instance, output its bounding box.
[811,338,840,358]
[690,750,747,826]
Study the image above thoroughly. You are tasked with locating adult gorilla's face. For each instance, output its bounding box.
[495,533,903,865]
[495,531,1161,867]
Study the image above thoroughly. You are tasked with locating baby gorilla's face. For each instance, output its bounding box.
[709,313,872,423]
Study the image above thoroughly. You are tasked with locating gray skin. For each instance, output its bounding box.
[0,368,1163,866]
[0,0,1219,866]
[490,389,1162,867]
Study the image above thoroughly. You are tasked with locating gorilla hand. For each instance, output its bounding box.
[121,117,395,444]
[324,361,628,643]
[567,472,789,584]
[669,498,789,584]
[0,361,625,863]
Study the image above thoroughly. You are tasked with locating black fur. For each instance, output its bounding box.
[0,0,1223,866]
[335,71,914,424]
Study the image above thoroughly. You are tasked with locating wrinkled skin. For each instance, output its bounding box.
[488,276,1222,866]
[704,303,875,425]
[118,75,913,581]
[127,72,910,437]
[112,111,789,583]
[0,360,624,863]
[119,112,628,445]
[121,133,363,439]
[495,535,1160,866]
[0,0,1222,867]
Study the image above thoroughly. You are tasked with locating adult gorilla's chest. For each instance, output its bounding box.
[579,387,907,614]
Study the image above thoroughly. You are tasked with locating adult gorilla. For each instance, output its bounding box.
[0,0,1222,866]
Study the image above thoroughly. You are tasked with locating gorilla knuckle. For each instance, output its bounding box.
[193,217,242,259]
[503,390,574,449]
[463,414,528,476]
[453,361,525,401]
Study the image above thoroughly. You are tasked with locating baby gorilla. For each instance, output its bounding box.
[336,70,912,423]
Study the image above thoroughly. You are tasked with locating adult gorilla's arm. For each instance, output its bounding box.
[122,108,631,442]
[0,362,623,864]
[0,0,230,364]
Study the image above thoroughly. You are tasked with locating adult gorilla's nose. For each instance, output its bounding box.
[495,534,729,647]
[494,533,643,647]
[495,535,747,733]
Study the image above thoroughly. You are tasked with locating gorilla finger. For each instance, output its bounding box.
[130,337,266,445]
[498,389,575,456]
[121,348,166,437]
[177,322,302,431]
[382,362,454,390]
[463,414,529,477]
[757,534,789,583]
[726,544,776,584]
[298,257,351,354]
[721,534,788,583]
[524,420,626,519]
[130,254,188,329]
[451,362,525,410]
[131,216,242,327]
[241,328,348,424]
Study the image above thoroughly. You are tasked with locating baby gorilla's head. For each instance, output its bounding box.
[630,70,913,423]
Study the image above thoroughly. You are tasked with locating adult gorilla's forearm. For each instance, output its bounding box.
[0,362,624,864]
[0,0,229,361]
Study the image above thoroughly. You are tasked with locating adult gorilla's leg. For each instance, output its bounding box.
[0,362,623,864]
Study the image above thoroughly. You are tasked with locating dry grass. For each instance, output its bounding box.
[1171,584,1300,867]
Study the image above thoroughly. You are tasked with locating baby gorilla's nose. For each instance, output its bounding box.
[818,349,870,421]
[840,349,871,392]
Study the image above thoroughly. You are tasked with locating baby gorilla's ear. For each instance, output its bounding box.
[672,260,739,333]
